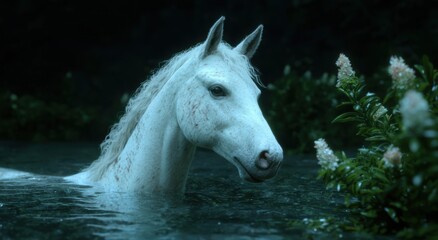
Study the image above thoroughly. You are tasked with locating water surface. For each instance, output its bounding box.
[0,142,350,239]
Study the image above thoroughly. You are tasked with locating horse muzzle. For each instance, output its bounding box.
[233,149,283,183]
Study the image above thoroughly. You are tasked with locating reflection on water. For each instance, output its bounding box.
[0,142,345,239]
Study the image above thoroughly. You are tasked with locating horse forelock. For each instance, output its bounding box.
[84,42,260,180]
[217,43,261,87]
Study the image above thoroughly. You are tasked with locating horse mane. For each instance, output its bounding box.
[84,42,259,180]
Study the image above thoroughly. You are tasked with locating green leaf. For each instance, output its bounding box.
[383,90,395,104]
[332,112,358,123]
[365,135,386,142]
[384,207,399,223]
[361,210,377,218]
[371,168,390,184]
[428,189,437,202]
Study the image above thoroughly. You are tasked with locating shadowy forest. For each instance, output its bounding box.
[1,0,437,152]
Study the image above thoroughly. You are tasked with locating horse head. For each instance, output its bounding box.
[176,17,283,183]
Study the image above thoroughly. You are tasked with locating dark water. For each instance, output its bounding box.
[0,142,362,239]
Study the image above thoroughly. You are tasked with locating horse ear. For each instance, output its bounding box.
[202,16,225,58]
[234,25,263,59]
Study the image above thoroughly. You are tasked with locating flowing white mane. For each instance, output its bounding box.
[84,43,260,180]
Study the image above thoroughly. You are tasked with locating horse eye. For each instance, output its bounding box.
[209,85,227,97]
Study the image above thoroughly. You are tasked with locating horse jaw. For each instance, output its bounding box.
[211,112,284,183]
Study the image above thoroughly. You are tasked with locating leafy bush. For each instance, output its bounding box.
[0,91,97,141]
[314,55,438,238]
[266,67,359,153]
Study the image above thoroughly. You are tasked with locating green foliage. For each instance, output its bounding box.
[333,82,398,143]
[0,91,97,141]
[317,56,438,238]
[266,68,358,153]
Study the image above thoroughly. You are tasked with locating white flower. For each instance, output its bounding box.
[388,56,415,90]
[383,146,402,168]
[400,90,431,131]
[336,53,356,87]
[314,138,339,171]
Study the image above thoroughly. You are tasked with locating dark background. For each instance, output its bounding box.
[1,0,437,144]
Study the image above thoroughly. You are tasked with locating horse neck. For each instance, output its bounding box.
[100,78,196,194]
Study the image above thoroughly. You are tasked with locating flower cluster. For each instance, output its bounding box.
[399,90,431,131]
[335,53,356,88]
[314,138,339,171]
[382,145,402,168]
[388,56,416,90]
[314,54,438,237]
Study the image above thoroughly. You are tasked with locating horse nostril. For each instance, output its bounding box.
[256,151,271,170]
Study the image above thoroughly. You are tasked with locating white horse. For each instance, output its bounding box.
[3,17,283,195]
